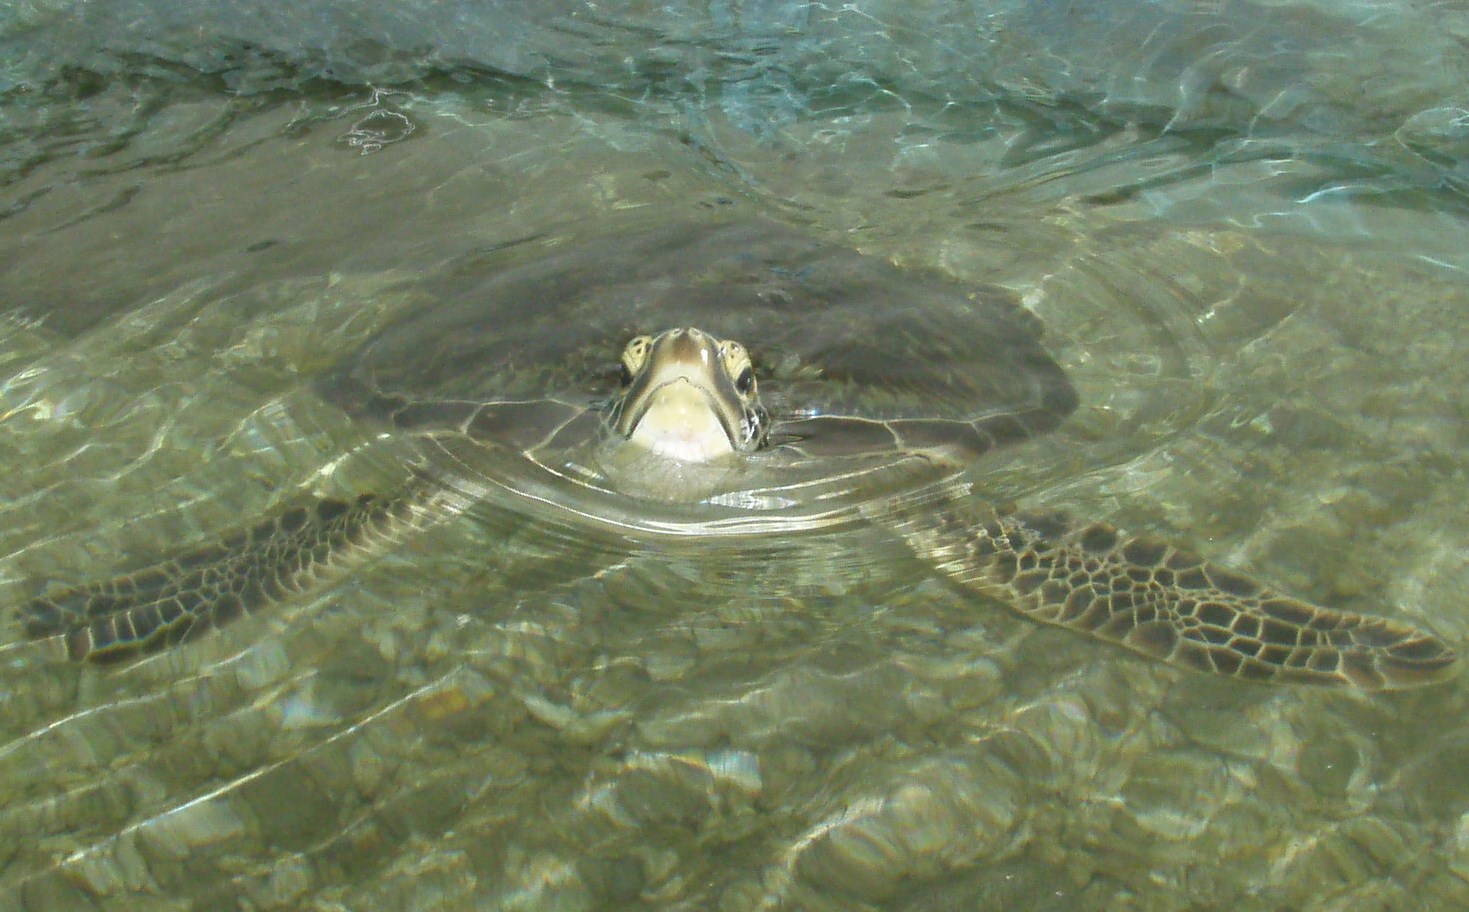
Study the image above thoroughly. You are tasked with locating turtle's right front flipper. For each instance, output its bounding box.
[22,493,415,662]
[881,492,1457,690]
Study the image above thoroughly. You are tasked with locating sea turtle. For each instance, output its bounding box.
[19,218,1456,690]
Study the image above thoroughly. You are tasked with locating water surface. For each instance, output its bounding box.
[2,2,1468,910]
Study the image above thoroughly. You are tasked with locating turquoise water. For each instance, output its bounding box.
[2,2,1469,909]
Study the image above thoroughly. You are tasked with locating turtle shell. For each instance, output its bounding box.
[320,217,1077,470]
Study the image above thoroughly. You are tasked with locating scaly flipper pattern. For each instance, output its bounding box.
[22,493,418,662]
[885,496,1456,690]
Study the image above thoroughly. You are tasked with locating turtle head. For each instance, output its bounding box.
[609,327,768,462]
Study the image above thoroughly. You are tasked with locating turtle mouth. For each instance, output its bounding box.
[611,328,757,462]
[624,378,740,462]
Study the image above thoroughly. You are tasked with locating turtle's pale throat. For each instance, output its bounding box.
[626,378,736,463]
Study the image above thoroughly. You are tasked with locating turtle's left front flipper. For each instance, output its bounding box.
[882,493,1456,690]
[21,492,420,662]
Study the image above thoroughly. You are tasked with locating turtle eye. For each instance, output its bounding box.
[620,334,652,381]
[719,339,756,397]
[735,367,755,396]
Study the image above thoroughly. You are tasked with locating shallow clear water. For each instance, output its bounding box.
[2,2,1469,910]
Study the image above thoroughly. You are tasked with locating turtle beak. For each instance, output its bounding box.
[613,328,751,462]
